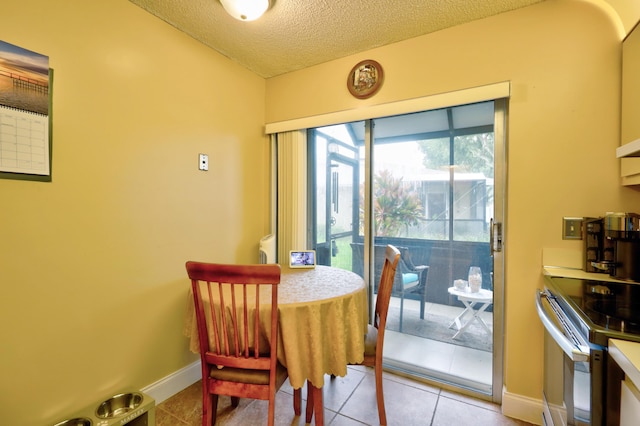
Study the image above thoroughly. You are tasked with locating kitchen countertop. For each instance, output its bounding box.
[543,266,634,284]
[610,339,640,387]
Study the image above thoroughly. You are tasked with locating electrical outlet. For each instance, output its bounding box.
[562,217,583,240]
[199,153,208,171]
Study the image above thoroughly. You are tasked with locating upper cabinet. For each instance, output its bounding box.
[621,23,640,149]
[620,23,640,185]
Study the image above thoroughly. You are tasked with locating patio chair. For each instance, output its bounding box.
[351,243,429,331]
[186,261,301,426]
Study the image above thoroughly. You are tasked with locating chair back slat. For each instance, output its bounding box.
[253,284,260,358]
[218,283,231,356]
[207,284,222,354]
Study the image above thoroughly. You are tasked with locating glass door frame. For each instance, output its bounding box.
[301,96,507,404]
[307,128,360,267]
[490,97,506,404]
[363,103,506,403]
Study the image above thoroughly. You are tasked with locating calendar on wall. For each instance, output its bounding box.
[0,40,52,182]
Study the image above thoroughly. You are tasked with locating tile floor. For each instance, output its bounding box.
[155,365,535,425]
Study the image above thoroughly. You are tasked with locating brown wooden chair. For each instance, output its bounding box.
[186,261,301,426]
[307,245,400,425]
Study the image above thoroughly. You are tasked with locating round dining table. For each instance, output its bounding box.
[184,264,368,425]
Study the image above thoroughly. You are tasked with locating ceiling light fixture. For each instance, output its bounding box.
[220,0,269,21]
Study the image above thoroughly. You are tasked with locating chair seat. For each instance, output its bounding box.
[364,324,378,356]
[210,361,288,387]
[402,273,420,293]
[402,272,419,286]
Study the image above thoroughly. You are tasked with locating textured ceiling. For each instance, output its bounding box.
[129,0,544,78]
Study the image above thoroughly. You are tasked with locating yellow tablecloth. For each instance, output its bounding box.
[184,265,368,389]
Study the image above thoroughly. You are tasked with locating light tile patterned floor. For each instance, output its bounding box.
[156,365,535,425]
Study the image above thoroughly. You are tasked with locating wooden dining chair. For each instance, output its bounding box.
[307,245,400,425]
[186,261,301,426]
[352,244,400,426]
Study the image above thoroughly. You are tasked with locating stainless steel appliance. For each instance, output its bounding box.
[583,217,613,274]
[536,275,640,425]
[587,212,640,282]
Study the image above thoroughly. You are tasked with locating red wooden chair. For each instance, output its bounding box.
[186,261,301,426]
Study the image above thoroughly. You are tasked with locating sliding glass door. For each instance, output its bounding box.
[307,100,505,401]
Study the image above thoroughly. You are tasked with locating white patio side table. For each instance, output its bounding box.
[447,287,493,339]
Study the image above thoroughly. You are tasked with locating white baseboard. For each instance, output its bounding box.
[141,361,201,404]
[502,386,543,425]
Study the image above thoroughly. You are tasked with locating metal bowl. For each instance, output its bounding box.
[95,392,143,419]
[453,279,467,290]
[52,418,92,426]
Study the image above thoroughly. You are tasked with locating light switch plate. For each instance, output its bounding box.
[199,153,208,171]
[562,217,583,240]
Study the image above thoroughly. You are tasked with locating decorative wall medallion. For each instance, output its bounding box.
[347,59,383,99]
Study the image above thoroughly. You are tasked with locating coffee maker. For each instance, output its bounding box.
[586,212,640,282]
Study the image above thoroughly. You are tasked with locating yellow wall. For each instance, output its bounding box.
[266,0,640,412]
[0,1,269,424]
[604,0,640,34]
[4,0,640,424]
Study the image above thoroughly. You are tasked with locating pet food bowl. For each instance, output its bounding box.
[52,418,92,426]
[95,392,143,419]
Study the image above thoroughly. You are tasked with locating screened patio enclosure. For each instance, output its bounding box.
[310,102,495,310]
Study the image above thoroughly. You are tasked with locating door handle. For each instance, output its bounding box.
[535,290,589,362]
[490,219,502,255]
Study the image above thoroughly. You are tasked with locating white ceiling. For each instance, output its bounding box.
[129,0,544,78]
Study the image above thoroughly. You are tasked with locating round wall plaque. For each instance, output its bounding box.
[347,59,384,99]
